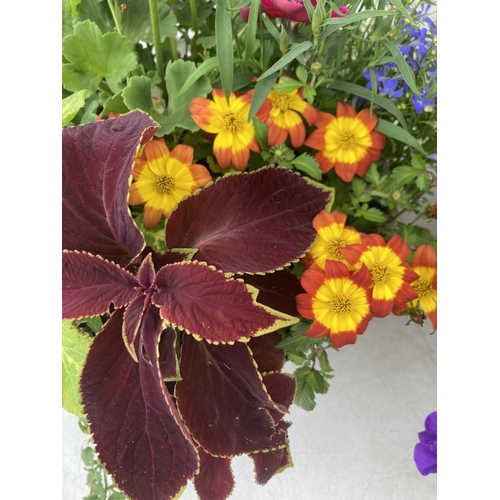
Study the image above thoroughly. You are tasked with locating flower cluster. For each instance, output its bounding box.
[296,210,437,347]
[190,85,386,182]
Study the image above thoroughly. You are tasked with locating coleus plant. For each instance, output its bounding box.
[62,111,332,500]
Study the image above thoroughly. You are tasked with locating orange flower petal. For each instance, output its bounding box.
[305,320,330,338]
[371,297,393,317]
[413,245,437,268]
[316,151,335,174]
[371,130,386,150]
[304,128,327,150]
[314,111,335,127]
[394,281,419,305]
[354,153,373,178]
[300,269,326,296]
[334,162,358,182]
[169,144,194,166]
[188,164,212,187]
[386,235,411,262]
[296,294,314,319]
[143,205,163,229]
[329,330,358,348]
[268,122,288,147]
[324,260,350,280]
[336,102,356,118]
[356,108,378,132]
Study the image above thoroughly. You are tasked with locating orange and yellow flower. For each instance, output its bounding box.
[189,88,269,171]
[340,234,419,317]
[394,244,437,332]
[265,87,317,148]
[302,210,362,271]
[304,102,386,182]
[129,138,211,229]
[296,260,373,348]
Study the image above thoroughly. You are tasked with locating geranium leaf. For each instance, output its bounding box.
[152,261,297,343]
[248,332,286,373]
[243,269,304,317]
[62,20,138,94]
[62,320,92,418]
[62,111,157,266]
[251,445,293,485]
[176,335,288,457]
[193,449,235,500]
[62,251,140,319]
[81,308,199,500]
[165,168,330,273]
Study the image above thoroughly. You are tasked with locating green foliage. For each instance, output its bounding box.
[62,90,87,126]
[62,321,92,418]
[62,20,138,95]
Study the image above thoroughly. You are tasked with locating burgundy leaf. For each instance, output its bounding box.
[193,449,235,500]
[62,251,140,319]
[152,261,297,343]
[122,295,148,361]
[136,253,156,289]
[251,445,293,485]
[243,269,304,317]
[81,308,199,500]
[248,332,286,374]
[176,335,287,457]
[164,167,330,273]
[62,111,158,267]
[158,327,179,380]
[262,372,296,424]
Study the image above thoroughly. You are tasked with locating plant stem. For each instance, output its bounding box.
[189,0,199,59]
[107,0,123,34]
[149,0,166,88]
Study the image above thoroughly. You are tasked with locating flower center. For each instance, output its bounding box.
[223,111,243,133]
[271,92,291,112]
[371,261,391,285]
[339,131,356,149]
[413,277,434,298]
[327,238,347,260]
[329,293,352,315]
[154,175,176,194]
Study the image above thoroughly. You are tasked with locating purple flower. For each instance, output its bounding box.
[414,411,437,475]
[411,90,434,114]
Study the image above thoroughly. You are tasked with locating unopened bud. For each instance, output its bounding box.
[311,0,326,34]
[391,190,402,201]
[310,62,322,75]
[279,26,290,55]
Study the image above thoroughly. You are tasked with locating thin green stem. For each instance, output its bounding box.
[149,0,166,89]
[189,0,199,59]
[169,37,179,60]
[107,0,123,34]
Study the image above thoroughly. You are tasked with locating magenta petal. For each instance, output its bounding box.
[271,0,310,22]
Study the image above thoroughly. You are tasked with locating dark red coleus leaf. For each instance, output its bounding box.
[251,445,293,485]
[193,449,235,500]
[62,251,140,319]
[62,111,158,267]
[81,308,199,500]
[152,261,297,342]
[243,269,305,317]
[248,332,286,374]
[262,372,296,424]
[164,167,331,273]
[158,327,179,380]
[176,334,288,457]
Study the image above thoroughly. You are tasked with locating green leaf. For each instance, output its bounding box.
[291,153,322,180]
[377,38,420,95]
[287,352,307,365]
[386,0,411,20]
[62,20,138,94]
[318,350,332,374]
[327,81,408,130]
[390,165,420,185]
[311,370,329,394]
[253,118,269,151]
[322,9,396,27]
[122,76,167,127]
[121,1,177,44]
[364,163,381,186]
[197,36,216,49]
[74,0,114,34]
[351,177,366,198]
[102,91,130,116]
[62,90,87,126]
[361,206,386,223]
[296,65,308,84]
[302,85,316,104]
[244,0,260,64]
[376,119,426,155]
[415,172,430,192]
[411,154,426,171]
[216,0,234,99]
[294,366,317,411]
[175,57,219,97]
[164,59,212,133]
[81,446,95,467]
[248,72,278,122]
[62,321,92,418]
[397,223,436,250]
[261,13,280,42]
[259,41,314,80]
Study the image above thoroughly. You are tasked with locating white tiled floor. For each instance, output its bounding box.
[62,314,437,500]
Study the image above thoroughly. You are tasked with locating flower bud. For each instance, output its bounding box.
[310,62,322,75]
[311,0,326,34]
[279,26,290,54]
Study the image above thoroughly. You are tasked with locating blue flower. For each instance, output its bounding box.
[411,89,435,114]
[414,411,437,475]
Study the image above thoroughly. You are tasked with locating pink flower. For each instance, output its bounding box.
[241,0,347,24]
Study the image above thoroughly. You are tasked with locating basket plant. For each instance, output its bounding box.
[62,0,437,498]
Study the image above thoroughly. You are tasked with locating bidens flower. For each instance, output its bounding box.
[340,234,419,318]
[190,88,268,171]
[304,102,386,182]
[296,260,373,348]
[265,86,317,148]
[129,139,211,229]
[302,210,361,271]
[394,244,437,331]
